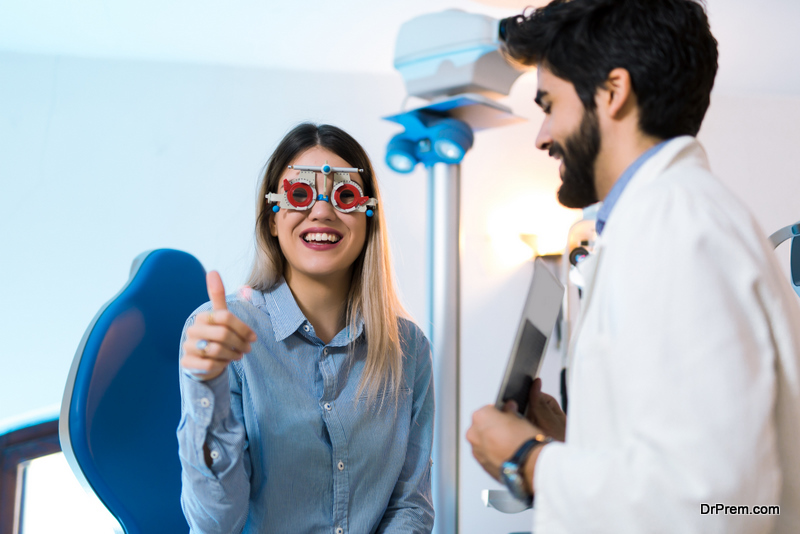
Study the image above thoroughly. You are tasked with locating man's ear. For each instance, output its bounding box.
[596,68,634,119]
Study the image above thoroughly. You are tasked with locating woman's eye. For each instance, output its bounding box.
[339,190,355,204]
[292,188,309,203]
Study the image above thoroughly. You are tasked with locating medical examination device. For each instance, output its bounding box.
[557,205,599,413]
[266,164,378,216]
[385,10,526,534]
[769,220,800,298]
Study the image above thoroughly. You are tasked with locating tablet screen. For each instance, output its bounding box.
[497,319,548,413]
[494,257,564,415]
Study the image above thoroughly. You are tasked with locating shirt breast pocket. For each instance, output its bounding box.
[353,385,414,461]
[358,383,411,401]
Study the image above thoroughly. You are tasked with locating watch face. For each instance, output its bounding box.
[502,463,517,478]
[501,461,531,504]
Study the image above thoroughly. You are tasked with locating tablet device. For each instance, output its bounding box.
[495,257,565,415]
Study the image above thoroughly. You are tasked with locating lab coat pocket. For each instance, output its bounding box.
[569,329,621,444]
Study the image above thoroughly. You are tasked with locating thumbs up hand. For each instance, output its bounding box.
[180,271,258,381]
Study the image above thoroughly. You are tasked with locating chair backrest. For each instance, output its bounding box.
[59,249,207,534]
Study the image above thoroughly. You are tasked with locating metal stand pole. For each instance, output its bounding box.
[429,162,460,534]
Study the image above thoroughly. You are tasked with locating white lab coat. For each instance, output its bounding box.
[533,136,800,533]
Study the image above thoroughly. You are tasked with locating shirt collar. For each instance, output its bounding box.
[595,139,670,235]
[261,279,364,346]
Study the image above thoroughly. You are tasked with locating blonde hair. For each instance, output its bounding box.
[247,123,407,401]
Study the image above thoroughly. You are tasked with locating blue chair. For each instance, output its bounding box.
[769,221,800,298]
[60,249,207,534]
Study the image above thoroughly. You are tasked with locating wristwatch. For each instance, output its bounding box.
[501,433,553,506]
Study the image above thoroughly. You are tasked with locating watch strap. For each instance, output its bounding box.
[511,433,552,466]
[510,438,538,467]
[502,433,553,505]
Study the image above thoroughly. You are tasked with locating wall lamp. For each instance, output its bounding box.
[385,112,474,173]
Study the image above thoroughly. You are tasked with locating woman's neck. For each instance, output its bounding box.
[284,268,352,344]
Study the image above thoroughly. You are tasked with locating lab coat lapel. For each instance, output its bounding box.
[565,236,604,384]
[565,136,707,385]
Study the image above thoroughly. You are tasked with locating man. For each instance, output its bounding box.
[466,1,800,532]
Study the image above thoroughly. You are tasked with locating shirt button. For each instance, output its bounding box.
[324,403,332,411]
[337,461,344,471]
[323,347,329,355]
[200,398,210,408]
[336,528,343,534]
[303,324,311,332]
[210,450,220,460]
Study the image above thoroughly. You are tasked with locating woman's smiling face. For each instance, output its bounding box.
[269,146,368,284]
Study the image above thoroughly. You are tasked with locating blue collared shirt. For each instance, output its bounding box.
[177,280,435,533]
[595,140,669,235]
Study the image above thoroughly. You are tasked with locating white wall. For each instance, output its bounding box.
[699,94,800,259]
[2,48,800,534]
[0,50,428,422]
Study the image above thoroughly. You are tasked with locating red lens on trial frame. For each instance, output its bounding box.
[283,179,314,208]
[333,183,365,210]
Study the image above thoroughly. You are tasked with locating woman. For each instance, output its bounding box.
[177,123,434,533]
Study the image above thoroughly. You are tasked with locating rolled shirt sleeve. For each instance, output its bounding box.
[177,314,251,534]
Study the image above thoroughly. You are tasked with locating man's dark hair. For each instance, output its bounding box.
[501,0,718,138]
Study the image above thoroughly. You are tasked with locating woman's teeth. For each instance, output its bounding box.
[303,233,341,243]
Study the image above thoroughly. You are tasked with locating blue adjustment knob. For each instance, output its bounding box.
[366,210,374,217]
[322,164,332,174]
[272,205,280,213]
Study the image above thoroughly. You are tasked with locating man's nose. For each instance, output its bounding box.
[535,120,552,152]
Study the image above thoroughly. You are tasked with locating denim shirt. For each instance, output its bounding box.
[177,281,435,534]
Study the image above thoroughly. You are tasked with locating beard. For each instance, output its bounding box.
[550,107,601,209]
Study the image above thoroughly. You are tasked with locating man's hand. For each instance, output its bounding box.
[466,403,541,482]
[528,377,567,442]
[179,271,257,381]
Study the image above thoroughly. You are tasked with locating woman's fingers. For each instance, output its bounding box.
[208,324,252,354]
[180,333,243,382]
[179,270,257,383]
[190,322,252,354]
[207,271,228,312]
[203,271,258,342]
[185,336,246,361]
[195,270,257,349]
[198,310,257,343]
